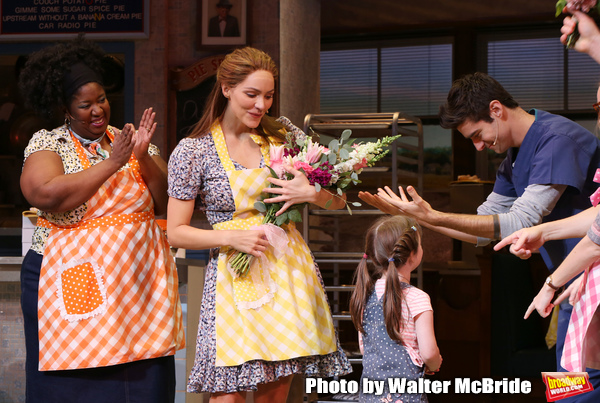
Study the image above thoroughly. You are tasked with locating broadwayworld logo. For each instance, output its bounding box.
[542,372,594,402]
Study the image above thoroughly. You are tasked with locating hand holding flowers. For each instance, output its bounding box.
[556,0,600,48]
[228,129,401,277]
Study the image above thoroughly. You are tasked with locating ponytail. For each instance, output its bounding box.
[350,255,373,333]
[382,258,405,342]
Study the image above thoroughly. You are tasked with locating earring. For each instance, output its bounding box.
[64,116,71,127]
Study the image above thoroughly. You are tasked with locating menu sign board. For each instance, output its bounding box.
[0,0,148,40]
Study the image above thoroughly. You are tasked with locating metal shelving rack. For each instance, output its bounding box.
[301,113,424,377]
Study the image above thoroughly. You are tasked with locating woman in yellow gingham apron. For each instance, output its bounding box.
[167,47,351,402]
[19,36,184,403]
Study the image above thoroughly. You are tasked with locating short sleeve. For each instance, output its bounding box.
[529,134,592,191]
[277,116,307,142]
[167,138,203,200]
[24,129,61,161]
[405,286,432,319]
[148,143,160,157]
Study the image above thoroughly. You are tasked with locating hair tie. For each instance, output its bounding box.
[363,253,368,259]
[411,225,417,232]
[388,257,395,262]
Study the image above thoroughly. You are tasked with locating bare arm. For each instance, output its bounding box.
[377,185,496,239]
[414,310,442,372]
[494,205,600,259]
[358,190,478,243]
[20,125,134,213]
[524,235,600,319]
[166,197,269,257]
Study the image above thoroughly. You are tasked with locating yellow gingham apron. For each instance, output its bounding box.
[211,121,337,366]
[36,132,185,370]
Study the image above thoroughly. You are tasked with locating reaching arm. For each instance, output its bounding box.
[376,185,497,239]
[524,234,600,319]
[494,205,600,259]
[358,190,479,242]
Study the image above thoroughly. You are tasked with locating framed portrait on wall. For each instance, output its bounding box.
[199,0,247,47]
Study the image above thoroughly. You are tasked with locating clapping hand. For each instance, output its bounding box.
[133,107,157,159]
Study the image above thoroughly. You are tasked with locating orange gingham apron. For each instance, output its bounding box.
[36,132,185,371]
[210,121,337,367]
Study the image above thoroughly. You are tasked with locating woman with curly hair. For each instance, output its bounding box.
[167,46,351,402]
[19,34,184,402]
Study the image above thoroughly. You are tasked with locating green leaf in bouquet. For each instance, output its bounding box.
[320,154,328,164]
[340,177,353,187]
[329,139,339,152]
[267,166,279,180]
[337,187,343,196]
[346,204,353,215]
[340,148,350,160]
[314,182,322,192]
[289,208,303,222]
[325,199,333,209]
[297,137,305,147]
[254,201,267,212]
[276,212,288,226]
[555,0,567,17]
[351,172,358,181]
[341,129,352,141]
[352,202,362,207]
[328,152,337,165]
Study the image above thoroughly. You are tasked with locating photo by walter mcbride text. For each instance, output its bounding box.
[305,377,533,396]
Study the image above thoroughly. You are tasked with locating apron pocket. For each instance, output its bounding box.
[56,258,107,322]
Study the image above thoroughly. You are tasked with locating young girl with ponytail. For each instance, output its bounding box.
[350,215,442,402]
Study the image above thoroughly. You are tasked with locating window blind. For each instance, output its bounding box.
[482,30,600,112]
[320,40,453,116]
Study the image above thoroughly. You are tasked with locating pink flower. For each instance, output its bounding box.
[305,138,326,164]
[269,144,285,177]
[270,144,284,162]
[353,157,368,171]
[293,161,314,174]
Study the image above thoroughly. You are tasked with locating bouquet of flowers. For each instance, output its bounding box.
[556,0,600,48]
[228,129,401,277]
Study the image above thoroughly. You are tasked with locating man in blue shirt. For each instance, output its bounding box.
[360,72,600,402]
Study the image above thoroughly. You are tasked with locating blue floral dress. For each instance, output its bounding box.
[167,117,352,393]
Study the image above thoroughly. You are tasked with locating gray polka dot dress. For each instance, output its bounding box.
[360,284,427,403]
